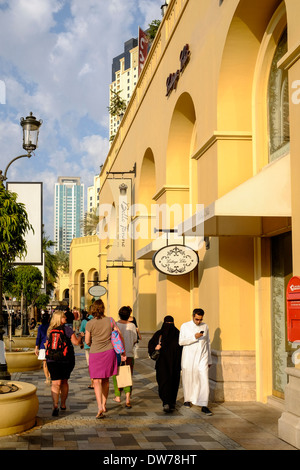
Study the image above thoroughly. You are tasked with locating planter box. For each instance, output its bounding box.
[5,349,42,373]
[0,381,39,436]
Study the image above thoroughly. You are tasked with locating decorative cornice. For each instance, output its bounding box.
[192,131,252,160]
[153,185,190,201]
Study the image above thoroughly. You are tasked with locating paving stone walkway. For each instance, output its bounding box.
[0,349,296,453]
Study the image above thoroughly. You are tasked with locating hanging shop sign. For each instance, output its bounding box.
[106,178,132,262]
[166,44,191,97]
[152,244,199,276]
[88,285,107,297]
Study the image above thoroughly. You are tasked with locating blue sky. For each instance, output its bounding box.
[0,0,162,239]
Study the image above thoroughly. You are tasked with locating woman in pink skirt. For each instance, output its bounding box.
[85,299,124,419]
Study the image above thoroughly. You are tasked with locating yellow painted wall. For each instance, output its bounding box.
[54,271,69,302]
[94,0,299,402]
[69,236,100,311]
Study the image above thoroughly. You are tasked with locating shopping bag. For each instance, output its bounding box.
[116,364,132,388]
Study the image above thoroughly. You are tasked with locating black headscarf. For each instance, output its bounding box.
[160,315,175,338]
[148,315,181,358]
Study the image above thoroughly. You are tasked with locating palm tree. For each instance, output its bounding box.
[81,207,99,236]
[43,233,58,295]
[147,20,161,41]
[55,250,69,273]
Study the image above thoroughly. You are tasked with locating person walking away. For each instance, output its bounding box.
[79,310,94,389]
[46,310,83,416]
[179,308,213,416]
[85,299,124,419]
[148,315,182,413]
[73,306,81,333]
[35,313,51,384]
[64,307,74,329]
[128,306,142,342]
[112,306,137,408]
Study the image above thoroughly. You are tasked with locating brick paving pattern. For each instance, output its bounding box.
[0,349,296,451]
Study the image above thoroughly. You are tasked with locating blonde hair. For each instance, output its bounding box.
[47,311,65,337]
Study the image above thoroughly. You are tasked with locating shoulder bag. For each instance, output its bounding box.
[150,335,162,361]
[110,317,125,354]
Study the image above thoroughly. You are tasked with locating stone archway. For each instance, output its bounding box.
[217,0,282,132]
[166,92,196,189]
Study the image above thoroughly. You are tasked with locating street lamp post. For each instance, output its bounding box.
[0,112,42,380]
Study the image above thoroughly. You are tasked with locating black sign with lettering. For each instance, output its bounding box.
[166,44,191,97]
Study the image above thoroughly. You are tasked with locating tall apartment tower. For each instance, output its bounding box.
[54,176,84,254]
[109,37,139,141]
[87,174,100,213]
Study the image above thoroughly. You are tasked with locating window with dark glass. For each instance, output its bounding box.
[268,29,290,162]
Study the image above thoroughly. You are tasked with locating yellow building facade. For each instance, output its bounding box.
[68,236,100,310]
[68,0,300,447]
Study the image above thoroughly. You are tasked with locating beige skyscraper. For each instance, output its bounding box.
[109,38,139,141]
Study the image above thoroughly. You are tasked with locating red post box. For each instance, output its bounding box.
[287,276,300,342]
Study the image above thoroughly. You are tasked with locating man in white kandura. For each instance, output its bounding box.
[179,308,213,416]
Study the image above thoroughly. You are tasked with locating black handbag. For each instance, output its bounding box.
[150,335,162,361]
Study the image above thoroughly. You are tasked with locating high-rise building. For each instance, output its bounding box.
[87,174,100,213]
[109,38,139,141]
[54,176,84,254]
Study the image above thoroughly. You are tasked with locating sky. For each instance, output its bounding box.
[0,0,162,240]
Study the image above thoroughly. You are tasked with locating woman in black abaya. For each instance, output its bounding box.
[148,315,182,412]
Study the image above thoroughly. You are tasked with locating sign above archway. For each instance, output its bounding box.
[88,285,107,297]
[152,244,199,276]
[166,44,191,97]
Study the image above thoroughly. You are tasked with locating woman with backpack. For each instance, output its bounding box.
[45,310,83,416]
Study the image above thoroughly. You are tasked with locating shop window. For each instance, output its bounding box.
[268,29,290,162]
[80,272,85,301]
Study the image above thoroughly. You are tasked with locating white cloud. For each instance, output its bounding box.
[78,63,92,79]
[0,0,162,238]
[137,0,163,28]
[80,134,109,164]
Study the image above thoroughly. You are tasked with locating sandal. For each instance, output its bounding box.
[113,397,121,403]
[96,412,105,419]
[52,408,59,417]
[125,402,132,409]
